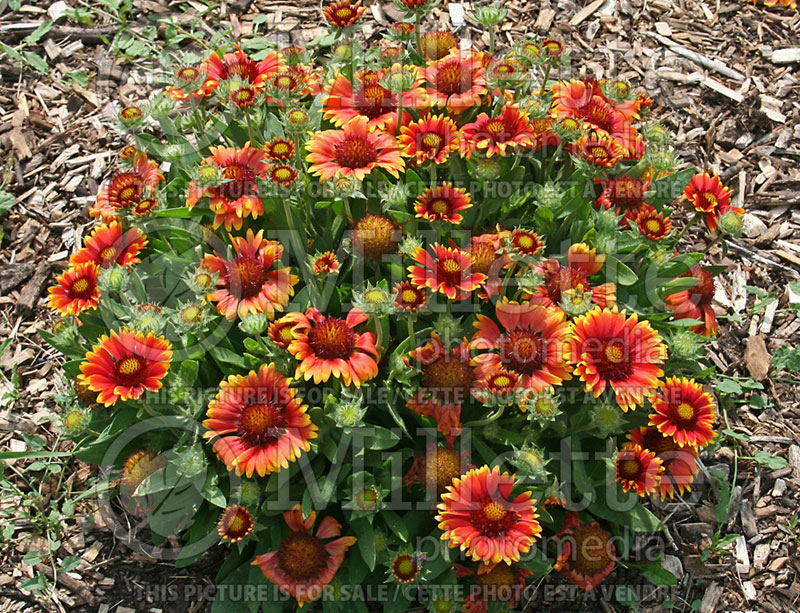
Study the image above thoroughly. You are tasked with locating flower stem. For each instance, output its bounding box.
[539,63,552,99]
[245,110,256,146]
[463,405,505,428]
[489,27,495,56]
[407,316,417,352]
[415,12,422,57]
[675,212,700,243]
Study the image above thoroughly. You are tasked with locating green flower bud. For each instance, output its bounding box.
[472,4,507,26]
[668,329,704,361]
[98,265,130,293]
[399,235,425,258]
[512,445,548,478]
[239,312,269,336]
[61,406,92,438]
[718,209,744,235]
[589,401,625,438]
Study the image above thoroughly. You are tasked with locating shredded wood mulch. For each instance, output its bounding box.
[1,0,799,611]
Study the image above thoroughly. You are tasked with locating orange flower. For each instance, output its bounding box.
[228,86,258,108]
[91,153,164,222]
[615,442,663,496]
[70,221,147,269]
[312,251,340,275]
[394,280,427,311]
[472,367,520,405]
[635,205,672,240]
[553,511,616,591]
[436,465,542,565]
[683,173,742,232]
[595,176,649,228]
[424,50,487,113]
[509,229,542,257]
[575,130,624,168]
[204,47,281,95]
[252,505,356,606]
[408,243,486,300]
[287,307,379,387]
[570,306,666,411]
[551,80,597,118]
[306,116,404,182]
[323,0,367,28]
[323,69,425,133]
[268,312,306,349]
[78,328,172,407]
[48,262,101,316]
[461,106,535,158]
[466,230,511,299]
[201,229,297,320]
[218,505,254,543]
[352,213,401,259]
[203,364,316,477]
[405,332,474,441]
[470,302,573,394]
[186,145,269,231]
[528,243,616,309]
[414,183,472,224]
[420,30,458,61]
[629,427,699,499]
[398,115,461,165]
[663,265,718,336]
[263,137,295,162]
[269,165,298,187]
[649,377,717,448]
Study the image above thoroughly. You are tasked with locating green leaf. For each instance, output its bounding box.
[210,345,249,370]
[0,191,14,217]
[22,51,49,73]
[38,328,86,359]
[753,450,790,470]
[604,255,638,286]
[59,556,82,573]
[23,20,53,44]
[641,560,678,586]
[353,517,376,571]
[648,168,695,208]
[715,378,743,395]
[382,510,409,543]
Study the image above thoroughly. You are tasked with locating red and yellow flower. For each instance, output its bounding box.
[252,505,356,606]
[595,176,649,227]
[306,116,404,182]
[461,106,535,158]
[204,47,281,95]
[649,376,717,448]
[312,251,340,275]
[218,505,254,543]
[458,562,532,613]
[203,364,316,477]
[615,442,663,496]
[470,301,573,394]
[186,144,269,231]
[263,137,295,162]
[403,443,471,496]
[201,229,297,320]
[323,0,367,28]
[629,427,699,499]
[635,205,672,240]
[570,306,667,411]
[268,312,307,349]
[575,130,624,168]
[91,153,164,222]
[509,228,542,258]
[48,262,101,316]
[394,280,427,312]
[269,165,298,187]
[683,173,742,232]
[553,511,616,591]
[420,30,458,61]
[436,465,542,565]
[405,332,474,441]
[413,183,472,224]
[408,243,486,300]
[398,115,460,165]
[323,68,425,133]
[287,307,379,387]
[528,243,616,309]
[78,328,172,407]
[70,221,147,269]
[663,265,718,336]
[424,49,487,113]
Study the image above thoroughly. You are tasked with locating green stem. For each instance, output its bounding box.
[407,316,417,352]
[245,111,256,146]
[415,12,422,57]
[544,140,565,181]
[539,63,552,99]
[395,87,404,138]
[463,405,505,428]
[675,213,700,243]
[489,27,495,55]
[429,162,437,187]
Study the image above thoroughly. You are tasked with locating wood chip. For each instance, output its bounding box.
[570,0,606,26]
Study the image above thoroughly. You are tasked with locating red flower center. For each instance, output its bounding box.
[686,268,714,307]
[221,506,252,540]
[701,192,718,208]
[470,498,516,536]
[605,177,645,210]
[619,457,642,479]
[357,83,396,119]
[512,231,540,255]
[421,131,444,152]
[436,61,466,96]
[308,317,356,360]
[230,256,267,299]
[596,340,632,381]
[423,356,473,402]
[134,198,157,215]
[225,56,257,82]
[334,135,378,169]
[229,87,256,108]
[566,525,614,574]
[219,163,256,200]
[114,356,146,386]
[277,531,328,581]
[500,329,545,375]
[429,198,450,215]
[69,276,96,299]
[544,265,587,304]
[239,402,286,446]
[274,75,297,91]
[177,67,200,83]
[428,448,464,492]
[468,241,497,275]
[582,101,616,133]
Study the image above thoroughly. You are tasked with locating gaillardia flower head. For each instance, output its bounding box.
[664,265,718,336]
[70,222,148,269]
[553,511,616,591]
[436,465,542,565]
[218,505,254,543]
[629,426,699,499]
[252,505,356,606]
[615,442,663,496]
[323,0,367,28]
[399,115,461,165]
[201,229,297,320]
[413,183,472,224]
[470,301,573,394]
[424,49,487,113]
[408,243,486,300]
[203,364,317,477]
[570,306,667,411]
[683,172,741,232]
[649,376,716,448]
[91,153,164,222]
[306,116,404,182]
[78,328,172,406]
[352,213,401,259]
[461,106,535,158]
[48,262,101,316]
[287,307,379,387]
